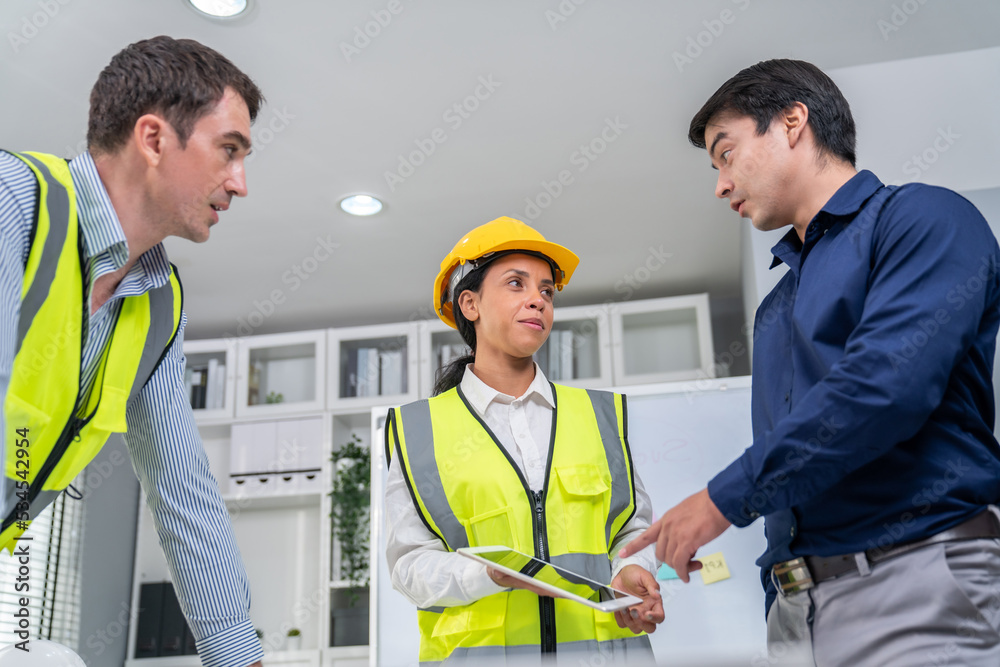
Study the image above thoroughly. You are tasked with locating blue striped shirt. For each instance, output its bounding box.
[0,151,263,667]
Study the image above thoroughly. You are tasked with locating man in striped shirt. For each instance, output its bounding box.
[1,36,265,666]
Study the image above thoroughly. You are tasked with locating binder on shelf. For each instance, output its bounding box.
[183,623,199,655]
[248,360,263,406]
[212,362,226,409]
[134,582,196,658]
[188,367,208,409]
[560,330,574,380]
[379,348,404,396]
[204,358,219,410]
[356,348,369,397]
[343,346,358,398]
[134,582,164,658]
[548,332,561,381]
[159,583,186,656]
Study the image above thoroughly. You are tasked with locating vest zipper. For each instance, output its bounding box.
[532,489,557,653]
[453,385,560,654]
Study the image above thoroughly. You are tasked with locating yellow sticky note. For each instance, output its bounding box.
[695,552,731,585]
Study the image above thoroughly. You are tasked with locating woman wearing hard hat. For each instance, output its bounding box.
[385,217,663,663]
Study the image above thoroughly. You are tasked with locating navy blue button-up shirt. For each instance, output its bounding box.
[707,170,1000,609]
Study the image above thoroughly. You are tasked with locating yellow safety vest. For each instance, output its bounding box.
[1,151,182,552]
[386,382,652,663]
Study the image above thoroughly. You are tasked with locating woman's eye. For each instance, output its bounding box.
[721,149,731,164]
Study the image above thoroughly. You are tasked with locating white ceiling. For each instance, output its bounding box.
[3,0,999,339]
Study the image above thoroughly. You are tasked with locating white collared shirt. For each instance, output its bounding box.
[385,363,657,608]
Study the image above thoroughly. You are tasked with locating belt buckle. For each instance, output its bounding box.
[773,557,814,596]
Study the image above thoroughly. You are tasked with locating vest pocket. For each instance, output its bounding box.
[465,505,517,550]
[554,465,609,553]
[431,592,506,638]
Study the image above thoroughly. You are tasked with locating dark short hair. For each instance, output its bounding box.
[87,35,264,155]
[688,59,856,167]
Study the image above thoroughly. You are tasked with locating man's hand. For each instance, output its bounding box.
[611,564,664,634]
[487,567,562,598]
[618,488,731,583]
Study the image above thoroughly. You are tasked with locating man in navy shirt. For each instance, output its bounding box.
[622,59,1000,664]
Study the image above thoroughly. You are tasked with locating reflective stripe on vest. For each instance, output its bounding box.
[1,151,182,552]
[387,383,642,662]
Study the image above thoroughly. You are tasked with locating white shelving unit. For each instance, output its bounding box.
[534,303,613,388]
[127,293,715,666]
[236,330,327,418]
[327,322,419,411]
[183,338,237,421]
[416,303,612,396]
[415,318,469,398]
[610,293,715,385]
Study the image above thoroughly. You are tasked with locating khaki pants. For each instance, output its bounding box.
[766,536,1000,667]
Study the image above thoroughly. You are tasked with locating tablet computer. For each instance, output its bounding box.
[457,545,642,613]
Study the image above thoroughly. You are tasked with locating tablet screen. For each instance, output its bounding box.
[464,547,620,601]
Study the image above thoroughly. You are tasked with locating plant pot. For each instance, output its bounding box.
[331,586,370,646]
[285,635,302,651]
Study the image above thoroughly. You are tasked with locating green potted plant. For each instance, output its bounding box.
[285,627,301,651]
[330,434,371,646]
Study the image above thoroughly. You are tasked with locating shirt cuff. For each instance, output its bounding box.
[611,553,655,582]
[463,561,510,600]
[707,455,762,528]
[195,619,264,667]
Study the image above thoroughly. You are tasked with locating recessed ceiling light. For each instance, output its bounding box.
[340,195,384,217]
[188,0,248,18]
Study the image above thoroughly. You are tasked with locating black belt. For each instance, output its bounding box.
[772,509,1000,596]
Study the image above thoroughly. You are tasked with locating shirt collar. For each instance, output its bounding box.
[69,151,173,287]
[68,151,128,264]
[460,362,555,415]
[770,170,885,270]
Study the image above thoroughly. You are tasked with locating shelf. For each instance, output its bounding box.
[224,491,324,512]
[327,323,419,410]
[610,294,714,385]
[236,330,326,417]
[533,303,612,388]
[184,338,237,420]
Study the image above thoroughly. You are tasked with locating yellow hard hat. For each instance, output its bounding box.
[434,217,580,329]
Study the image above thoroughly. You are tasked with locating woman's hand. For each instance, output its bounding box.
[486,567,562,598]
[611,564,665,634]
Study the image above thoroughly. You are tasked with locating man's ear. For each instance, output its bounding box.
[782,102,809,149]
[458,289,480,323]
[133,114,171,167]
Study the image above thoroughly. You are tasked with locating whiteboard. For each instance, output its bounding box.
[369,376,768,667]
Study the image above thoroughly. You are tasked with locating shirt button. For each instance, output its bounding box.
[750,511,760,519]
[790,527,796,538]
[784,393,790,403]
